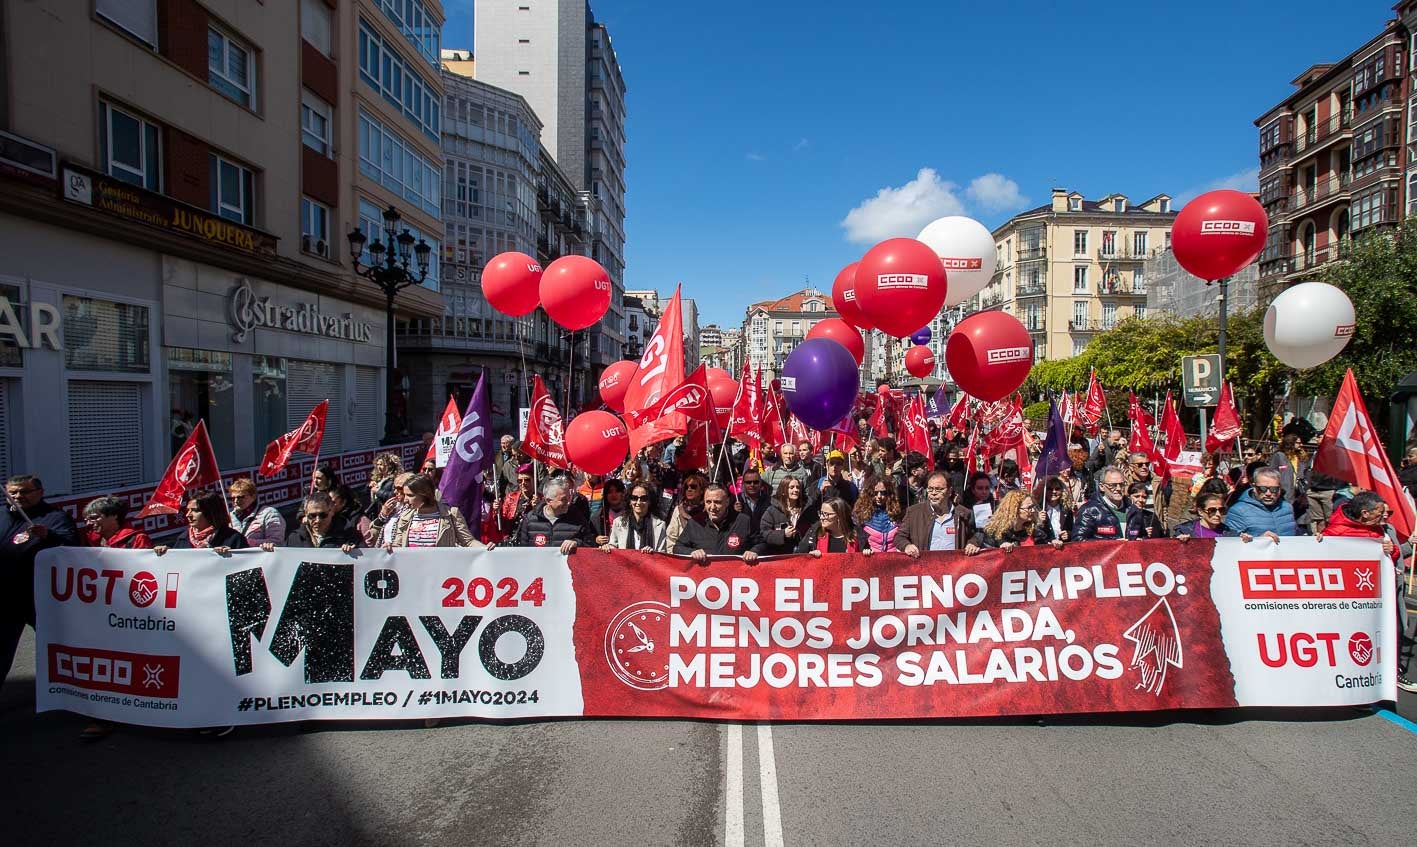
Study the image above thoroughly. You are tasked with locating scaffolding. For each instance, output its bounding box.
[1144,247,1260,319]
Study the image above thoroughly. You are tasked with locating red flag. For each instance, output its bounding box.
[1314,369,1416,539]
[1160,391,1185,462]
[868,395,889,438]
[986,398,1026,457]
[257,400,328,479]
[1059,391,1077,426]
[963,424,989,474]
[903,396,933,466]
[760,382,786,448]
[139,420,222,517]
[946,393,971,436]
[787,413,811,446]
[1205,381,1241,455]
[727,362,763,448]
[624,286,687,453]
[827,413,860,453]
[426,396,463,468]
[628,364,716,427]
[524,375,570,469]
[1080,370,1106,435]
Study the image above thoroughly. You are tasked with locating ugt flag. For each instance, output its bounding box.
[258,400,328,478]
[438,373,493,528]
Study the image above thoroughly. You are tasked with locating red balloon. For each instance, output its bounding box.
[831,261,872,330]
[540,255,612,330]
[481,252,542,317]
[1172,189,1269,281]
[565,411,629,475]
[876,383,892,395]
[945,312,1033,402]
[856,238,948,338]
[806,318,865,365]
[904,345,935,378]
[597,361,638,413]
[708,376,738,429]
[706,367,733,384]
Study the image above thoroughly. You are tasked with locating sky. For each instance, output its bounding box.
[443,0,1397,327]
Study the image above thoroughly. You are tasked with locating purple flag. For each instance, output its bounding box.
[1034,400,1070,478]
[925,386,950,421]
[438,372,493,530]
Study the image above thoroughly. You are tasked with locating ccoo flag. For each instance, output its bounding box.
[438,372,493,530]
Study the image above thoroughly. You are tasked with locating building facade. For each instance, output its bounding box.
[473,0,627,372]
[0,0,443,498]
[743,288,838,381]
[974,189,1176,360]
[1254,6,1417,301]
[623,289,698,373]
[1145,247,1260,319]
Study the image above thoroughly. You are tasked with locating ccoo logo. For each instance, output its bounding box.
[1199,220,1256,235]
[985,346,1030,365]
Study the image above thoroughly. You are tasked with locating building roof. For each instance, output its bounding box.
[747,288,832,314]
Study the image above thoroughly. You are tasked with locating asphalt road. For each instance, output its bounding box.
[4,628,1415,847]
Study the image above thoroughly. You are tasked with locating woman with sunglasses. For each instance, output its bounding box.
[852,474,903,553]
[228,477,285,547]
[1173,492,1229,540]
[666,471,708,548]
[1124,480,1167,540]
[761,477,818,554]
[603,483,668,552]
[274,493,362,552]
[800,497,869,556]
[976,490,1062,552]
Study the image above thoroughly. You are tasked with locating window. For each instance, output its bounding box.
[208,26,256,108]
[377,0,441,67]
[1160,198,1170,213]
[1073,266,1088,292]
[1069,197,1082,211]
[357,108,440,216]
[1101,230,1116,256]
[1259,121,1280,150]
[62,296,149,372]
[99,101,161,191]
[1073,301,1088,327]
[301,197,330,257]
[209,154,255,224]
[357,19,440,141]
[1101,303,1117,329]
[301,90,332,156]
[168,349,236,469]
[253,356,288,456]
[97,0,157,46]
[1133,231,1148,256]
[1073,230,1088,255]
[1133,268,1146,292]
[1135,305,1147,320]
[1113,198,1126,213]
[1164,230,1172,249]
[301,0,333,56]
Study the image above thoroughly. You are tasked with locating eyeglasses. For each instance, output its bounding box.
[1099,482,1124,490]
[628,495,651,502]
[305,512,330,520]
[1253,485,1282,495]
[926,486,949,493]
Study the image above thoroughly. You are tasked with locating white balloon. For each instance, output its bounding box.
[917,216,997,308]
[1262,281,1355,369]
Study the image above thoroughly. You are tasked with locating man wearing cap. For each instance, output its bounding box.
[819,450,858,503]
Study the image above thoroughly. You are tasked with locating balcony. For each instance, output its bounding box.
[1015,282,1046,298]
[1260,143,1294,173]
[1293,108,1353,156]
[1290,172,1351,210]
[980,292,1003,309]
[1098,281,1146,296]
[1023,315,1046,333]
[1096,246,1147,262]
[1068,319,1102,333]
[1017,246,1047,262]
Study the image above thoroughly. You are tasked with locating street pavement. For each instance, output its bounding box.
[4,627,1415,847]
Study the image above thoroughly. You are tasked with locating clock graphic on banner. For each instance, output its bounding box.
[604,601,671,691]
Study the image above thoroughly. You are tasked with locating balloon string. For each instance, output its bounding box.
[566,329,576,421]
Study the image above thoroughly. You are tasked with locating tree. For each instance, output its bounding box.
[1296,221,1417,438]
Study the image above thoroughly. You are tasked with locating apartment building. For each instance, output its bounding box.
[0,0,444,501]
[1254,5,1417,300]
[976,189,1176,360]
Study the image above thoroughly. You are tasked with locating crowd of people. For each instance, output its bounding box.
[4,415,1417,739]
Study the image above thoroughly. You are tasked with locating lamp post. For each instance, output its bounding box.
[348,205,431,445]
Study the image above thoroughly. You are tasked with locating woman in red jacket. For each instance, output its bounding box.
[799,497,871,556]
[81,496,153,549]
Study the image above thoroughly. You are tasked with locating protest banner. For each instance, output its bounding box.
[35,539,1396,726]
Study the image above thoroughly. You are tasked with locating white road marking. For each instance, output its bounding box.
[725,723,745,847]
[756,723,785,847]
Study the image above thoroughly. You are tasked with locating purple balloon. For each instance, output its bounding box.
[781,338,861,430]
[910,326,932,346]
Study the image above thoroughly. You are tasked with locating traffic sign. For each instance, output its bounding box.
[1182,354,1221,407]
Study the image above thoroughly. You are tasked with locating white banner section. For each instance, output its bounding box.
[35,548,583,726]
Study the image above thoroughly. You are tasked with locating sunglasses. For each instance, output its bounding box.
[1130,461,1149,467]
[1253,485,1282,494]
[628,495,651,502]
[1201,506,1227,515]
[873,490,889,496]
[305,512,330,520]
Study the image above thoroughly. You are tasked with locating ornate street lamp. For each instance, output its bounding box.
[348,204,431,445]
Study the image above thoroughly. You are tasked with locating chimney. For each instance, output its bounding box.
[1051,188,1068,212]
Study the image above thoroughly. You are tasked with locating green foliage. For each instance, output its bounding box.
[1023,400,1050,422]
[1298,220,1417,422]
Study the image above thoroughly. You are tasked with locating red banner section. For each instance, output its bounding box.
[571,542,1238,720]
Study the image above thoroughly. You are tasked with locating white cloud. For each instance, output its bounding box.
[745,151,766,162]
[1175,167,1260,206]
[840,168,966,244]
[966,173,1027,213]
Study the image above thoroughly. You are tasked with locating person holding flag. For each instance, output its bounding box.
[2,474,81,690]
[153,493,248,555]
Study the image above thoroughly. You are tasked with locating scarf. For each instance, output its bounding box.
[625,513,656,550]
[187,523,217,548]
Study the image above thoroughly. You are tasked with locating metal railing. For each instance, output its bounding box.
[1291,172,1351,209]
[1293,108,1354,154]
[1068,319,1102,333]
[1015,283,1046,297]
[1096,246,1147,262]
[1016,246,1047,261]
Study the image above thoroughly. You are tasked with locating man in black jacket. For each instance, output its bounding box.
[735,468,773,535]
[1075,467,1128,541]
[285,493,363,551]
[2,474,81,685]
[516,478,598,554]
[675,484,764,563]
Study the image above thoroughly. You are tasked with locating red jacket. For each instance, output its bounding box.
[85,525,155,549]
[1320,507,1383,539]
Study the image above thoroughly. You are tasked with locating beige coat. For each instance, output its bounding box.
[389,504,481,548]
